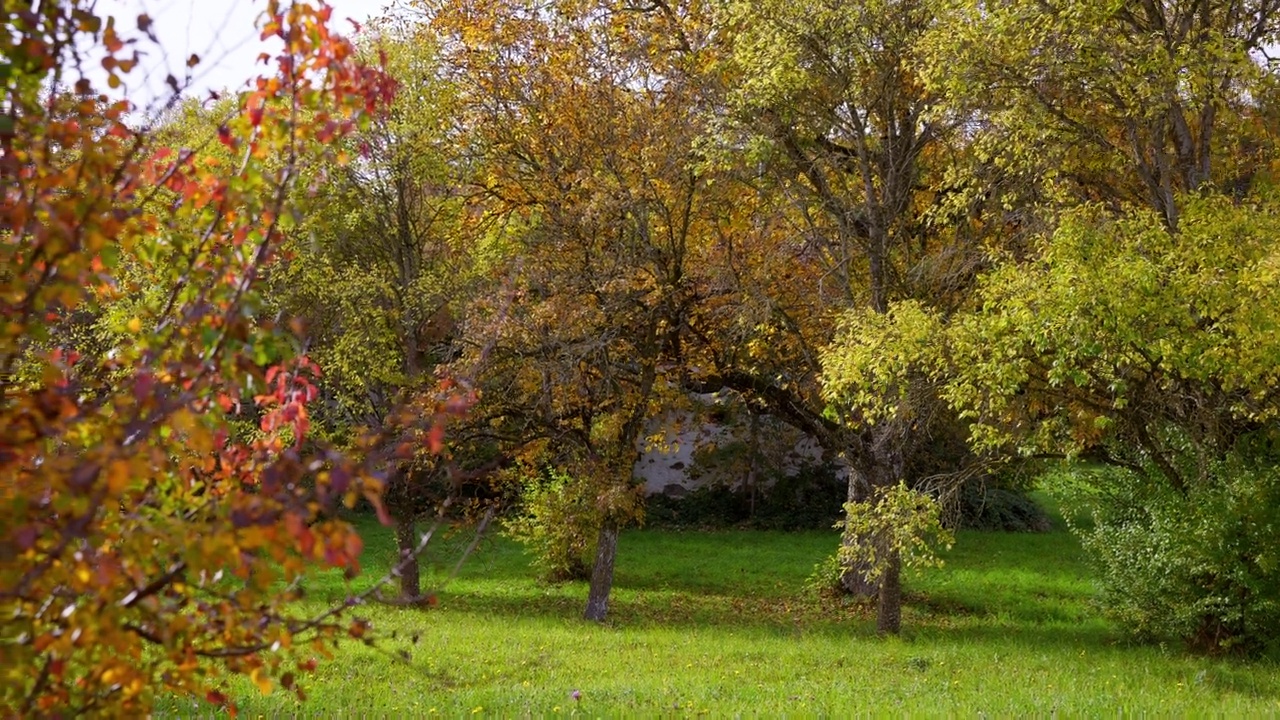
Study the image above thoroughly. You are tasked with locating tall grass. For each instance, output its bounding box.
[155,503,1280,716]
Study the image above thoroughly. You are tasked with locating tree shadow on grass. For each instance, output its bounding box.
[425,579,1129,655]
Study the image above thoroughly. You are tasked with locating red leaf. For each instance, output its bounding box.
[426,423,445,454]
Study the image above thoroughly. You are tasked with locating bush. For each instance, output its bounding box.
[645,463,846,530]
[837,482,954,581]
[644,483,751,528]
[805,551,847,599]
[504,468,602,582]
[754,465,850,530]
[954,482,1052,532]
[1049,456,1280,656]
[646,462,1048,532]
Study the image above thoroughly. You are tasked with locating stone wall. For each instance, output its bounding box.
[634,393,843,496]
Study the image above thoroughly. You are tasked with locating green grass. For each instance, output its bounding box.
[155,506,1280,717]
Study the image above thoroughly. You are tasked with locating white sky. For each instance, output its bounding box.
[93,0,394,110]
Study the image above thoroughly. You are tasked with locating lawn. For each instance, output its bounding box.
[155,504,1280,716]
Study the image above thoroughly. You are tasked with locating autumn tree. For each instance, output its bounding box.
[702,0,992,634]
[922,0,1280,230]
[0,1,446,714]
[849,0,1280,652]
[264,21,494,604]
[428,0,732,621]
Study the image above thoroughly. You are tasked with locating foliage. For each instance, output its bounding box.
[804,551,849,599]
[946,194,1280,457]
[0,1,415,715]
[431,0,731,619]
[837,483,954,587]
[504,467,603,582]
[1047,453,1280,656]
[645,484,752,530]
[905,0,1280,654]
[645,463,847,531]
[954,483,1051,533]
[938,192,1280,652]
[821,300,945,427]
[921,0,1277,230]
[271,26,477,432]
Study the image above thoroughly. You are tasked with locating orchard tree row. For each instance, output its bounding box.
[5,0,1280,714]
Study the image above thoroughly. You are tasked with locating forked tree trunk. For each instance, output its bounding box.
[876,548,903,635]
[583,518,620,622]
[394,518,421,600]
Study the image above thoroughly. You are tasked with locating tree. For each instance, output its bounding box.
[429,0,730,621]
[921,0,1280,229]
[941,195,1280,653]
[706,0,986,633]
[911,0,1280,652]
[837,482,954,634]
[0,2,422,714]
[266,22,491,603]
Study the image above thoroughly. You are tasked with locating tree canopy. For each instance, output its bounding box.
[7,4,1280,714]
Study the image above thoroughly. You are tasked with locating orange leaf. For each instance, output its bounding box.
[426,423,445,454]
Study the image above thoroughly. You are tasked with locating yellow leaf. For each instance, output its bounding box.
[127,317,142,333]
[251,667,272,695]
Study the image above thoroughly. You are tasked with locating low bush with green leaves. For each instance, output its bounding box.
[1048,453,1280,657]
[503,467,603,582]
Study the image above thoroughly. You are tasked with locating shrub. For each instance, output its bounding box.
[754,465,849,530]
[504,468,602,582]
[645,461,1048,532]
[645,483,752,528]
[805,551,847,599]
[645,463,846,530]
[954,482,1052,532]
[1049,455,1280,656]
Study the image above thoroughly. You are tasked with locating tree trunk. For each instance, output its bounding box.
[876,547,903,635]
[840,432,906,598]
[583,518,620,622]
[839,466,879,598]
[394,517,421,600]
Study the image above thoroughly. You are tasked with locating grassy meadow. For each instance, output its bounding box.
[156,501,1280,716]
